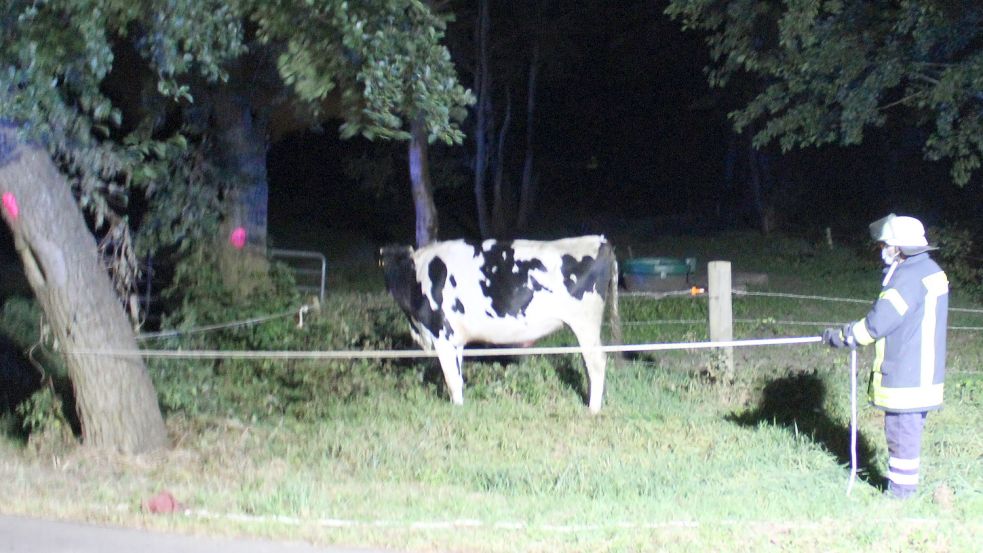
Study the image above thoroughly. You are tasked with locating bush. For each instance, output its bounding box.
[930,224,983,300]
[0,298,68,439]
[150,247,422,421]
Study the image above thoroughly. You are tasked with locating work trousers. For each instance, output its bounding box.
[884,411,928,498]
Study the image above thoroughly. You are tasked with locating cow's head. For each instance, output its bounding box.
[379,244,447,349]
[379,245,415,308]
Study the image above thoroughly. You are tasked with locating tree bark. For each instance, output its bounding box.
[491,89,512,238]
[746,140,774,234]
[409,117,438,247]
[515,43,540,233]
[0,125,168,454]
[212,89,272,291]
[472,0,492,238]
[720,132,738,220]
[213,93,269,251]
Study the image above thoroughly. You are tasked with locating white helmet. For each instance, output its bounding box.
[868,214,935,254]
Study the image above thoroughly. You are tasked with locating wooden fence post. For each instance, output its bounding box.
[708,261,734,381]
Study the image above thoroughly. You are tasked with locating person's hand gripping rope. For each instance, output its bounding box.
[823,324,857,349]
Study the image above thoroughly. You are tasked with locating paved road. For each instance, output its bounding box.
[0,515,396,553]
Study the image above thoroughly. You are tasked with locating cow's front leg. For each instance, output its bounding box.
[435,342,465,405]
[583,350,606,415]
[569,323,606,414]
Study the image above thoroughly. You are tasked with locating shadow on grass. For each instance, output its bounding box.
[552,356,588,405]
[463,351,589,406]
[726,372,886,491]
[386,331,592,407]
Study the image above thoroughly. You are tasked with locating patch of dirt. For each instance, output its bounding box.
[932,483,955,511]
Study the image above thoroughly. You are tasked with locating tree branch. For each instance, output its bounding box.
[878,90,928,112]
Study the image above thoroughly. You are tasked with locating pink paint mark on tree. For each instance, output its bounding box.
[2,192,19,221]
[229,226,247,250]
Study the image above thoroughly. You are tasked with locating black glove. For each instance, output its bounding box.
[823,324,856,349]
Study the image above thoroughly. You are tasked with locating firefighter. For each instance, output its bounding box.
[823,214,949,499]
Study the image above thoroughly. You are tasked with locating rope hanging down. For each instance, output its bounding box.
[69,335,823,360]
[847,346,858,496]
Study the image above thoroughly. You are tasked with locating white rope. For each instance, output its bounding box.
[622,288,704,300]
[735,318,841,327]
[847,347,858,496]
[618,318,983,332]
[623,287,983,317]
[945,306,983,315]
[620,320,705,326]
[733,290,870,304]
[622,318,844,327]
[183,508,961,532]
[136,305,311,341]
[68,335,823,360]
[734,289,983,314]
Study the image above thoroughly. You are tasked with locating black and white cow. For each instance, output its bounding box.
[380,235,620,413]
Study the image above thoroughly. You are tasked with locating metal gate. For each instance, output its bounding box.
[269,248,327,303]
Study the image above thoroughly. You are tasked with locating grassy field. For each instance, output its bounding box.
[1,232,981,552]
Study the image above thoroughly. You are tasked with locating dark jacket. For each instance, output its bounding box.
[850,253,948,412]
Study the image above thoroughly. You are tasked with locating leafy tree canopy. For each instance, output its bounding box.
[666,0,983,184]
[252,0,474,144]
[1,0,473,248]
[1,0,244,228]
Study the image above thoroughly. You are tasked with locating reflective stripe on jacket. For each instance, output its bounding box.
[850,253,948,412]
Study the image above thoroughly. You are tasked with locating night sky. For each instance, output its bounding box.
[268,1,727,245]
[266,0,982,254]
[4,1,978,267]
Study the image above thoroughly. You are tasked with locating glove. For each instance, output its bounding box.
[823,323,856,349]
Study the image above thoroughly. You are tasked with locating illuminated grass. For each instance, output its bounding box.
[1,232,981,552]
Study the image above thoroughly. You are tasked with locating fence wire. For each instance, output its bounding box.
[117,285,983,359]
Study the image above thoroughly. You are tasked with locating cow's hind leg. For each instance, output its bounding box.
[569,323,606,414]
[435,342,465,405]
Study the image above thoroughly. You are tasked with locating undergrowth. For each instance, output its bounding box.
[149,247,428,420]
[932,224,983,301]
[0,297,71,445]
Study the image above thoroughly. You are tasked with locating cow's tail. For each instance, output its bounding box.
[607,247,624,361]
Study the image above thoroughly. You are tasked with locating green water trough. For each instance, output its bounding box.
[621,256,697,292]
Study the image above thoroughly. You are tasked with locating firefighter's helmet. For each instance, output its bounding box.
[868,214,936,254]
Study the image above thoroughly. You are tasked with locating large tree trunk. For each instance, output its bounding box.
[409,117,438,247]
[212,89,271,291]
[213,91,269,252]
[515,43,540,233]
[472,0,492,238]
[491,89,512,238]
[0,126,167,454]
[746,140,775,235]
[720,132,738,220]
